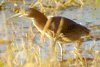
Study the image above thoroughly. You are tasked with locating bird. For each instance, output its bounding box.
[23,8,90,61]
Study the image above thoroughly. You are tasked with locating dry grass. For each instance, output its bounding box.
[0,0,100,67]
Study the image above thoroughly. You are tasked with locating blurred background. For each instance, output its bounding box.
[0,0,100,67]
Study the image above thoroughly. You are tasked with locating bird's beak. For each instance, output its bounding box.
[19,13,28,17]
[19,13,33,20]
[18,8,30,17]
[6,8,30,21]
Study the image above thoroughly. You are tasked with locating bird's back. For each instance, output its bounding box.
[25,8,90,42]
[48,16,90,42]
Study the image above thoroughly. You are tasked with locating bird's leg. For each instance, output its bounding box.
[56,42,63,61]
[73,40,82,60]
[58,42,63,61]
[49,37,58,61]
[40,34,46,43]
[75,40,82,53]
[76,40,82,49]
[88,35,96,52]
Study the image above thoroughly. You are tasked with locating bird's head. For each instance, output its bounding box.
[24,8,45,19]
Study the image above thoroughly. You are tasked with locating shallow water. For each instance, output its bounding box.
[0,3,100,60]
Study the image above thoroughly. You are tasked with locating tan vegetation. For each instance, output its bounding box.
[0,0,100,67]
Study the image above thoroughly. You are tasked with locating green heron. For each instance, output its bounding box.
[24,8,90,61]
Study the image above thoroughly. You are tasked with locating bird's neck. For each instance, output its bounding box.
[32,12,48,31]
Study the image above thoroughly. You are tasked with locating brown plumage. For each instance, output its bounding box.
[26,8,90,43]
[25,8,90,61]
